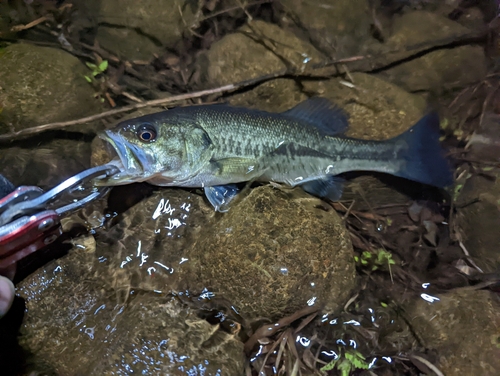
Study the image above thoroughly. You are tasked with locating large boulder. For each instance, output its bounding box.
[279,0,372,56]
[0,43,101,134]
[85,0,196,56]
[199,20,325,87]
[187,186,356,319]
[377,11,487,92]
[407,289,500,376]
[15,187,245,375]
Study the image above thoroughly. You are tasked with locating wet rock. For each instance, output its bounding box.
[0,43,101,134]
[200,20,325,86]
[94,189,211,294]
[407,289,500,375]
[86,0,195,50]
[376,11,487,92]
[279,0,371,56]
[0,139,91,189]
[187,186,356,319]
[16,234,245,375]
[96,26,163,61]
[231,73,427,139]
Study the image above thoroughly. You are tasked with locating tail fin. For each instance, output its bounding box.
[392,112,453,188]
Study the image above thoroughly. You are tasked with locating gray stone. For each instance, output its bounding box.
[407,289,500,376]
[376,11,487,92]
[228,78,308,113]
[96,26,163,61]
[386,10,473,48]
[0,43,102,134]
[378,45,487,92]
[93,189,211,294]
[200,20,325,87]
[86,0,195,49]
[187,186,356,319]
[455,112,500,272]
[457,173,500,273]
[302,73,427,140]
[279,0,371,56]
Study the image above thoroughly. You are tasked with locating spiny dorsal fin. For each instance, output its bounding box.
[282,97,349,136]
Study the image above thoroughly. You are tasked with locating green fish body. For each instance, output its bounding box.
[99,98,452,211]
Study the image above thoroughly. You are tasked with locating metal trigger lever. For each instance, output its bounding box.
[0,165,119,269]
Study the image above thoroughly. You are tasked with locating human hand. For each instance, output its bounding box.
[0,274,14,318]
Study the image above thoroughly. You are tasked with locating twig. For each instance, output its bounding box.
[0,83,234,141]
[458,241,484,273]
[243,305,319,355]
[409,355,444,376]
[121,92,143,103]
[11,16,48,32]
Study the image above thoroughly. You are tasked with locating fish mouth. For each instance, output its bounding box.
[97,130,152,185]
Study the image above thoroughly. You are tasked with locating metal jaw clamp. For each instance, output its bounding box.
[0,165,119,269]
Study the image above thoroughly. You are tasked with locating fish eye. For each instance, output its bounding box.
[136,124,157,143]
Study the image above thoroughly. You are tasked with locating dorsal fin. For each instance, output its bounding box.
[282,97,349,136]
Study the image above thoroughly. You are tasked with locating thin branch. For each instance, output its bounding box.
[0,83,235,141]
[11,16,48,32]
[0,55,365,142]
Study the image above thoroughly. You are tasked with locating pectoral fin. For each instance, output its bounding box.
[204,184,240,212]
[209,157,260,179]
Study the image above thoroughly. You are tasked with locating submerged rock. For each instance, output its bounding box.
[407,289,500,376]
[0,43,101,134]
[187,186,356,319]
[94,189,210,294]
[16,228,245,374]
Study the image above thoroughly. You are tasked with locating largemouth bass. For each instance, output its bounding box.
[98,98,452,211]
